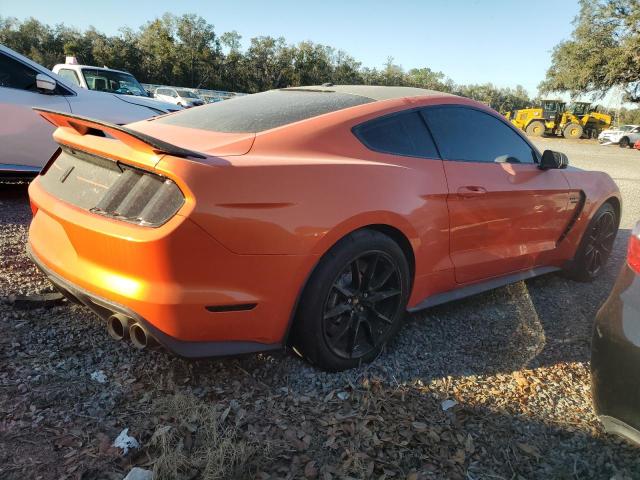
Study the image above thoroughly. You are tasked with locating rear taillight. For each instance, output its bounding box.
[39,146,185,227]
[92,169,184,227]
[628,222,640,273]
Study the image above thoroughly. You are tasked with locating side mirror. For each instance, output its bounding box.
[36,73,56,92]
[539,150,568,170]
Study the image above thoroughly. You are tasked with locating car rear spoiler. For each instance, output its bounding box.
[33,108,207,160]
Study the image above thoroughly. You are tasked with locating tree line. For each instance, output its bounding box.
[0,13,533,112]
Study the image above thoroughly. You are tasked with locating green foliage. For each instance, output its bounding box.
[617,107,640,124]
[541,0,640,102]
[1,13,532,111]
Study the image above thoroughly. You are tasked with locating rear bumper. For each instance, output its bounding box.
[591,264,640,445]
[27,178,316,356]
[28,245,280,358]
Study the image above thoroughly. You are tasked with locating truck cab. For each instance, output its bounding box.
[52,58,179,112]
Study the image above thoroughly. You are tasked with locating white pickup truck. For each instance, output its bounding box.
[52,59,179,113]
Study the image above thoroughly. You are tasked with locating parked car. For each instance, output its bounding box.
[598,125,640,147]
[154,87,204,108]
[0,44,181,176]
[28,85,621,371]
[52,60,176,108]
[591,221,640,446]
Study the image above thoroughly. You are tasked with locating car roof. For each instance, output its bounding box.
[284,85,456,101]
[61,64,131,75]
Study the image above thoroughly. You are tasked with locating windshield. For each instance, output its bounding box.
[571,103,589,116]
[177,90,198,99]
[619,125,635,132]
[82,68,148,96]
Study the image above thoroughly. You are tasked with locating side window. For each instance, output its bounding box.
[354,110,440,159]
[171,90,178,98]
[0,53,38,91]
[57,69,80,86]
[422,106,536,164]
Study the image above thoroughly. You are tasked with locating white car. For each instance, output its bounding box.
[154,87,204,108]
[598,124,640,147]
[0,45,182,175]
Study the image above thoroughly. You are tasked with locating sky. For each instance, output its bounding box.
[1,0,581,96]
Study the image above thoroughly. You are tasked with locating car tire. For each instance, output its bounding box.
[619,137,630,148]
[563,123,583,139]
[565,202,618,282]
[526,121,545,137]
[291,229,410,371]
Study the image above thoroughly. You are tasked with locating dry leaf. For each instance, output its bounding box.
[304,460,318,478]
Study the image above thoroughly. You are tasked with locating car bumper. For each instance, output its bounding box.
[28,245,280,358]
[27,179,315,357]
[591,264,640,445]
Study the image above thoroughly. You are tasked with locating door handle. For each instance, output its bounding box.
[457,186,487,197]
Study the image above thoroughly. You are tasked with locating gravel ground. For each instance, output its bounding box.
[1,140,640,479]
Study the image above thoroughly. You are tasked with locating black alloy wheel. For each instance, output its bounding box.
[566,202,618,281]
[322,251,402,359]
[292,229,410,371]
[583,209,617,277]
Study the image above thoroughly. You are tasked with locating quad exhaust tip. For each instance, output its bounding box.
[129,322,157,350]
[107,314,158,350]
[107,314,130,341]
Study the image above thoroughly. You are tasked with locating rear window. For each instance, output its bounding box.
[153,89,374,133]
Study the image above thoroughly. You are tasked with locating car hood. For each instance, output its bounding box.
[113,94,182,113]
[600,128,625,135]
[126,120,255,156]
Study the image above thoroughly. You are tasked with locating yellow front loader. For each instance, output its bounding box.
[569,102,612,138]
[508,100,585,138]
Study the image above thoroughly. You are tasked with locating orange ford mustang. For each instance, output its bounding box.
[27,85,621,371]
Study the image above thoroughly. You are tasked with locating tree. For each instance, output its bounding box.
[174,14,220,88]
[540,0,640,102]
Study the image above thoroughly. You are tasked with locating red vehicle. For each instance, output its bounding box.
[633,139,640,150]
[28,85,621,371]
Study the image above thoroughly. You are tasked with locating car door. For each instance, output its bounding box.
[0,51,72,171]
[422,105,574,284]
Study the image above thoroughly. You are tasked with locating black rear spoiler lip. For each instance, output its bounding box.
[33,108,208,160]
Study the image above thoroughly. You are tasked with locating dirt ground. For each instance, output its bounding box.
[1,139,639,479]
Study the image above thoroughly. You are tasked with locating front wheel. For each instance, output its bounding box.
[526,121,545,137]
[291,230,410,371]
[563,123,583,139]
[565,202,618,282]
[619,137,631,148]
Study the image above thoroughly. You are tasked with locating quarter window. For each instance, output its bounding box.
[354,111,440,159]
[422,106,536,164]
